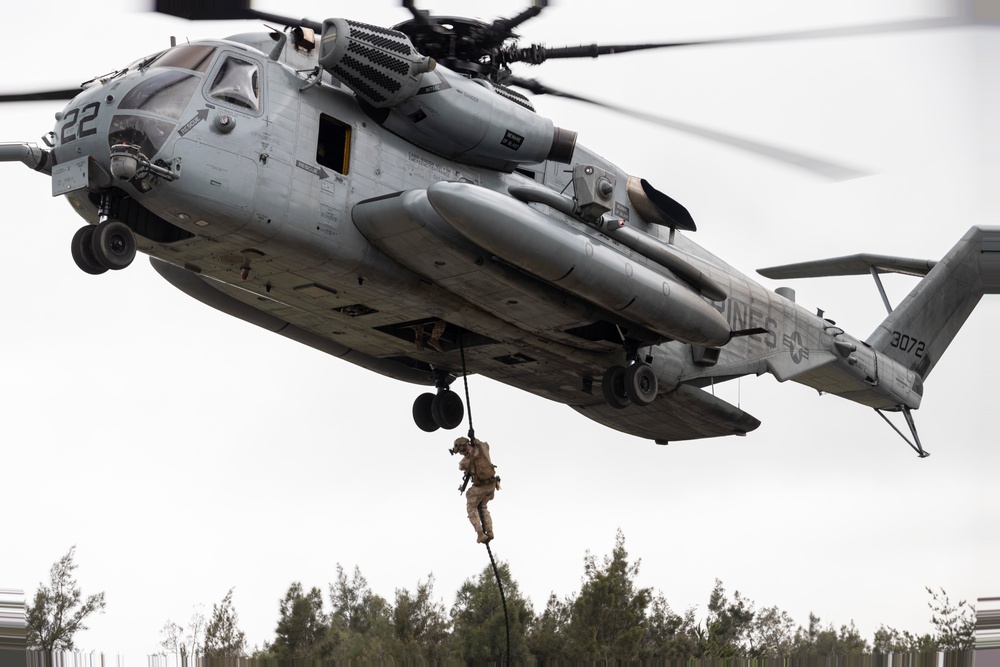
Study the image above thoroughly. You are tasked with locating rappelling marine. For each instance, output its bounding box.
[452,436,501,543]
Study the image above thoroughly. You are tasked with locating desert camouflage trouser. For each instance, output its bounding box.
[466,483,495,537]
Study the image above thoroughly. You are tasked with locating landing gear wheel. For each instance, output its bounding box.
[412,392,439,432]
[602,365,631,409]
[431,390,464,430]
[71,226,108,275]
[91,219,136,270]
[625,362,658,406]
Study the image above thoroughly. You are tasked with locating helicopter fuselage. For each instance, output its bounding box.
[42,29,933,443]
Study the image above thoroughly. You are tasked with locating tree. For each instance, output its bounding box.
[329,565,395,661]
[747,604,795,656]
[926,587,975,650]
[643,595,699,661]
[527,593,572,664]
[831,620,870,655]
[159,620,185,655]
[187,606,206,657]
[158,605,205,658]
[564,530,651,662]
[267,582,330,659]
[330,565,392,635]
[791,613,869,657]
[393,575,450,663]
[790,612,824,657]
[695,579,755,658]
[451,561,533,664]
[202,588,247,657]
[25,546,106,651]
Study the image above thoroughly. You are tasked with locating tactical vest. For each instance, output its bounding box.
[471,444,496,485]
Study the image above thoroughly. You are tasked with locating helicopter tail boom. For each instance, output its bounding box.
[866,225,1000,380]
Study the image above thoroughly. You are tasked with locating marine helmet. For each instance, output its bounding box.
[454,436,471,447]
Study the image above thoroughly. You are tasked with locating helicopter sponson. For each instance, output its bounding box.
[354,182,731,348]
[318,18,577,171]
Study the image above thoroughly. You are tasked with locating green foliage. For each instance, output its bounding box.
[329,564,395,662]
[870,588,975,654]
[25,546,106,651]
[268,582,330,659]
[526,593,572,663]
[698,579,756,658]
[643,595,699,661]
[747,604,796,656]
[790,613,869,657]
[202,588,247,657]
[330,565,391,636]
[393,574,450,663]
[451,561,533,664]
[873,624,936,653]
[153,534,977,664]
[564,529,651,661]
[926,586,975,650]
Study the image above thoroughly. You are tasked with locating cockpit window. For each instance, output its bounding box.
[151,44,217,73]
[208,56,260,112]
[126,51,166,73]
[109,115,176,158]
[118,70,200,120]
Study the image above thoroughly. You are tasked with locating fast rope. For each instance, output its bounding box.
[480,506,511,666]
[459,334,475,442]
[459,335,511,666]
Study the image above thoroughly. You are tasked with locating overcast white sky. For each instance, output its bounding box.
[1,0,997,660]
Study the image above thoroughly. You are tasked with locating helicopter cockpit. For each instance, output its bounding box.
[105,43,262,162]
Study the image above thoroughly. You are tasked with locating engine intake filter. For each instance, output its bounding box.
[319,18,434,108]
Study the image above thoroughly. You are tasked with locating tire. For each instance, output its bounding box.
[70,226,108,275]
[431,390,464,430]
[601,365,631,409]
[625,362,658,406]
[412,393,439,432]
[91,219,136,270]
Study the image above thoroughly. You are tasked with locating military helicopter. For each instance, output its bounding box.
[0,1,994,456]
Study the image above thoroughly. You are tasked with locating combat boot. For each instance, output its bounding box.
[476,530,489,543]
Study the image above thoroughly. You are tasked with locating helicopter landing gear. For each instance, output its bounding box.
[601,336,659,409]
[70,225,108,275]
[71,191,138,274]
[602,365,631,409]
[72,221,137,273]
[412,382,465,432]
[624,361,658,405]
[875,406,930,458]
[601,361,658,409]
[412,392,437,431]
[91,219,136,270]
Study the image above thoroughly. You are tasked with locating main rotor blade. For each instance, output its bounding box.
[506,16,967,65]
[494,0,548,33]
[508,77,868,181]
[153,0,321,31]
[0,89,80,103]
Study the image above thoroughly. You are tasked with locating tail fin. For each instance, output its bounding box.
[867,226,1000,379]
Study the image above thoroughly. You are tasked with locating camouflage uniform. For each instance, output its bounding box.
[456,437,499,543]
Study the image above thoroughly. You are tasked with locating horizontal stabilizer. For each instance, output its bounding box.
[758,253,936,280]
[767,350,837,383]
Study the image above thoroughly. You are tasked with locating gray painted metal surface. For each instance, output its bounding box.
[6,22,995,445]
